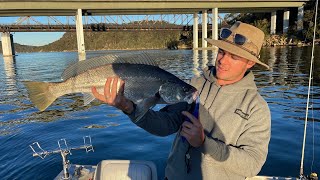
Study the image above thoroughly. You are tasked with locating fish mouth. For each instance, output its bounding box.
[184,91,198,104]
[192,91,199,101]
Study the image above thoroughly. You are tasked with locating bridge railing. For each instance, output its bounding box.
[0,14,223,32]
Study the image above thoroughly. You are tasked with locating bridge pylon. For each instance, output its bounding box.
[1,32,15,57]
[76,9,86,61]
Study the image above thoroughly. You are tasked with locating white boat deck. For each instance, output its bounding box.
[55,161,301,180]
[55,160,158,180]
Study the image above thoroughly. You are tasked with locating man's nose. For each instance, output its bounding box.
[218,53,230,65]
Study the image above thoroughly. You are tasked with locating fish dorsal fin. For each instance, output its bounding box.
[61,52,158,80]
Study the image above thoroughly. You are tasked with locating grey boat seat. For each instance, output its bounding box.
[93,160,158,180]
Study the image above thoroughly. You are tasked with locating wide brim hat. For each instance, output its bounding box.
[205,21,269,69]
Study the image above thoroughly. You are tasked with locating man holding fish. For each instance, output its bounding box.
[92,22,271,180]
[24,21,271,180]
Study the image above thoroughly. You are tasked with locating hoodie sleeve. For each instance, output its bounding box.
[127,102,192,136]
[200,101,271,177]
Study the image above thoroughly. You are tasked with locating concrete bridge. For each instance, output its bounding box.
[0,0,308,59]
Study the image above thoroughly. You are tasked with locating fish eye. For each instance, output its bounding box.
[182,87,189,92]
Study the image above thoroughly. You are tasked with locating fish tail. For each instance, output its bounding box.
[23,81,57,111]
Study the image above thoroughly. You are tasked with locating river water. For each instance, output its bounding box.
[0,47,319,179]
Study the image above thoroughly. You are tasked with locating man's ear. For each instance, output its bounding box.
[246,60,256,69]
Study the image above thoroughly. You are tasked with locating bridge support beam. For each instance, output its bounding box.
[76,9,86,60]
[283,10,290,34]
[1,32,15,57]
[297,6,304,31]
[193,13,198,49]
[202,10,208,48]
[271,11,277,34]
[212,8,218,40]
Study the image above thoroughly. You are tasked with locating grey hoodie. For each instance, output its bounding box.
[128,66,271,180]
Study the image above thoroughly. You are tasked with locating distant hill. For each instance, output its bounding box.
[0,42,37,53]
[0,30,192,53]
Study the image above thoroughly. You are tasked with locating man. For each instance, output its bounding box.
[92,21,271,179]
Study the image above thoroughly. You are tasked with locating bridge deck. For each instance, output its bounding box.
[0,0,308,16]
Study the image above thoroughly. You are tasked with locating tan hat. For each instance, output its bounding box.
[205,21,269,69]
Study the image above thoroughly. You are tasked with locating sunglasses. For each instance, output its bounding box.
[219,28,259,58]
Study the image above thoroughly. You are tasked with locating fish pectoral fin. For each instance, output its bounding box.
[83,93,96,106]
[139,96,161,110]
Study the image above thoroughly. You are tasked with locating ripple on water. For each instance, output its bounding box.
[83,122,120,129]
[0,104,20,112]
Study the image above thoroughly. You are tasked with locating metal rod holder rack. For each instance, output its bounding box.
[29,136,94,180]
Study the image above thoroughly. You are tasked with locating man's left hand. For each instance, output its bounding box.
[181,111,205,147]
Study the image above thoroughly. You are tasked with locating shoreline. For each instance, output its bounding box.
[2,35,312,54]
[8,44,311,54]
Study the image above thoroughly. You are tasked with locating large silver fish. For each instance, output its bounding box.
[23,52,198,111]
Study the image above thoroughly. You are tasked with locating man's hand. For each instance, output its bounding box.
[181,111,205,147]
[91,77,134,114]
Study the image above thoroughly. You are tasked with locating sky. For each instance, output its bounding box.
[0,14,224,46]
[0,16,66,46]
[3,32,65,46]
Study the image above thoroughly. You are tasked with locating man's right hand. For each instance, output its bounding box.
[91,77,134,114]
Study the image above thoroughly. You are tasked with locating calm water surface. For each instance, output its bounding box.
[0,47,319,179]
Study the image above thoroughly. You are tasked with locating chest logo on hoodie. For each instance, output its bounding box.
[234,109,249,120]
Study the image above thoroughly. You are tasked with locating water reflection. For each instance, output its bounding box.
[278,47,289,86]
[201,50,208,69]
[286,46,303,87]
[211,48,218,66]
[267,47,276,85]
[192,50,200,77]
[3,56,17,96]
[257,47,314,88]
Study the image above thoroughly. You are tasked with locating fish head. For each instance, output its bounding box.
[159,81,198,104]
